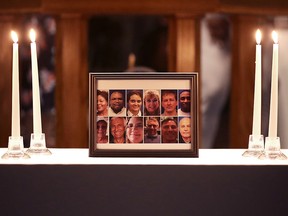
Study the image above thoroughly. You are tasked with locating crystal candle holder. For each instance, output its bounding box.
[242,134,264,157]
[258,137,287,160]
[26,133,52,155]
[1,136,30,159]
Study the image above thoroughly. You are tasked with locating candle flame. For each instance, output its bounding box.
[272,31,278,44]
[29,29,36,42]
[11,31,18,43]
[256,29,261,44]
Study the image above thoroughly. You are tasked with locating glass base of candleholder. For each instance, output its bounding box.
[1,136,30,159]
[242,134,264,157]
[258,137,287,160]
[26,133,52,155]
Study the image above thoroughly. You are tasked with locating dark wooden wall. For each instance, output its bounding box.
[0,0,287,148]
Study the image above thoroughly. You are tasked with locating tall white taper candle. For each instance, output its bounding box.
[252,29,262,136]
[30,29,42,135]
[268,31,279,137]
[11,31,20,137]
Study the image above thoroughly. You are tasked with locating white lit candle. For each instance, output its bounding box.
[268,31,279,137]
[30,29,42,135]
[11,31,21,137]
[252,29,262,136]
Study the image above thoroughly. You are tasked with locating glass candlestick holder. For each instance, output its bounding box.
[1,136,30,159]
[242,134,264,157]
[26,133,52,155]
[258,137,287,160]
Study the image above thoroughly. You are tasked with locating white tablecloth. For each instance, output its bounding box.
[1,148,288,165]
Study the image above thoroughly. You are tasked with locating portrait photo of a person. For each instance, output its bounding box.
[109,117,126,143]
[144,117,161,143]
[127,90,143,116]
[161,117,178,143]
[96,118,108,144]
[161,90,177,116]
[97,90,108,116]
[179,117,191,143]
[144,89,160,116]
[108,90,126,116]
[126,117,144,143]
[178,90,191,116]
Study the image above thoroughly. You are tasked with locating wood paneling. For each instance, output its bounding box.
[55,14,88,147]
[0,0,41,13]
[175,16,200,72]
[43,0,217,15]
[221,0,288,7]
[168,15,200,72]
[0,17,14,147]
[2,0,288,15]
[220,0,288,15]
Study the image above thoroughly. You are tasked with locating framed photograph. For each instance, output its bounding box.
[89,72,199,157]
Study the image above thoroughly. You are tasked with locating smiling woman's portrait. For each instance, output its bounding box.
[97,90,108,116]
[126,117,144,143]
[96,118,108,144]
[144,89,160,116]
[127,90,143,116]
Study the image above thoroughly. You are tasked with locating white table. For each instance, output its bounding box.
[1,148,288,165]
[1,148,288,216]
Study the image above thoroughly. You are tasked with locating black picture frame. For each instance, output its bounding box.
[89,72,199,157]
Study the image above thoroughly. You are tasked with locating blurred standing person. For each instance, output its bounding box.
[201,13,231,148]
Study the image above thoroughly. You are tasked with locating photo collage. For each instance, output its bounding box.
[96,89,192,144]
